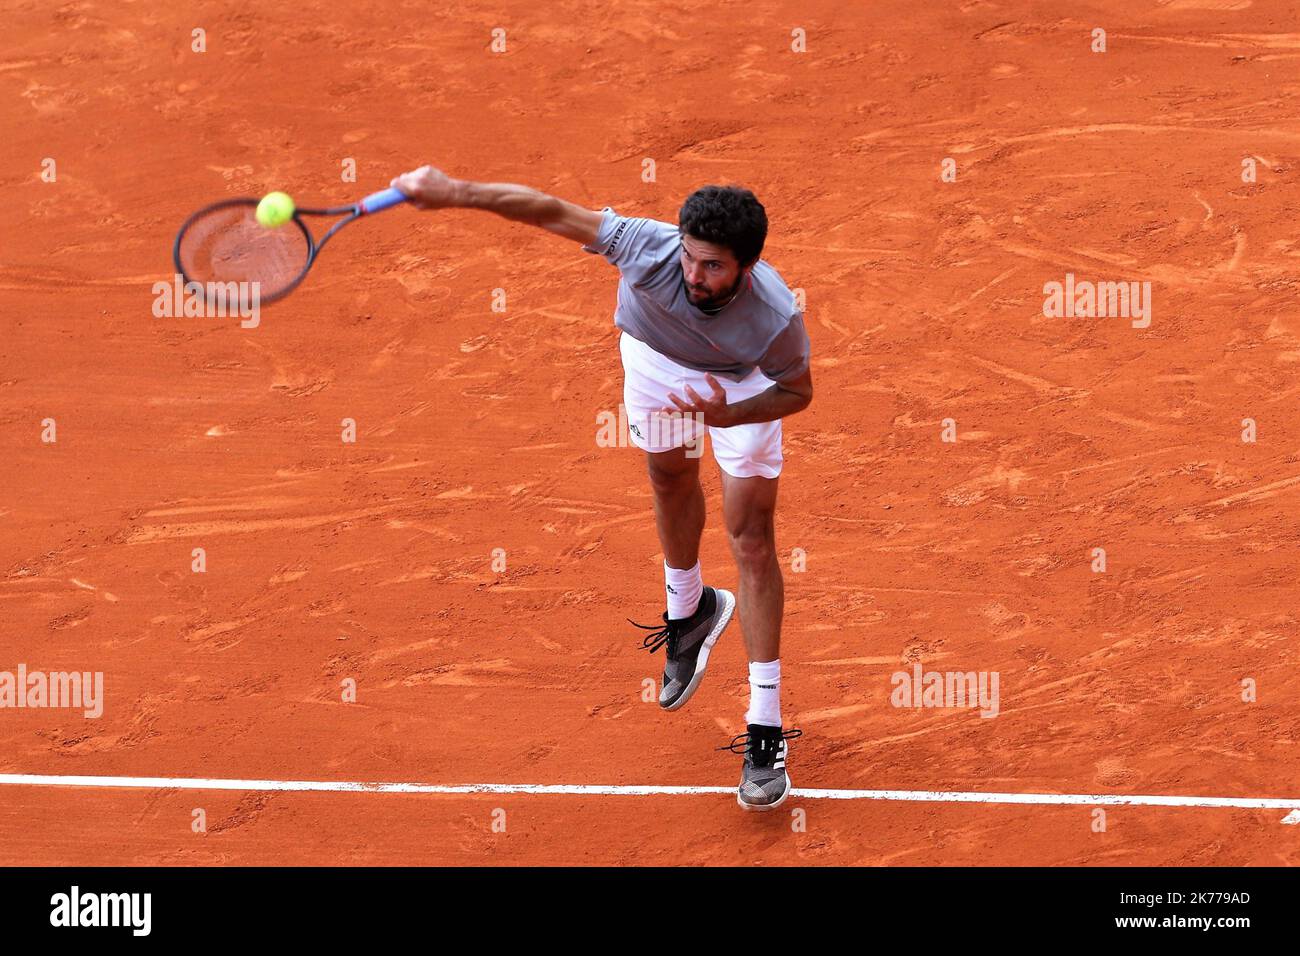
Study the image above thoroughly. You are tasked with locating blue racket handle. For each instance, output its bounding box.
[358,187,408,215]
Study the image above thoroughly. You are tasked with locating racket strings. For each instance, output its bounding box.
[176,204,311,299]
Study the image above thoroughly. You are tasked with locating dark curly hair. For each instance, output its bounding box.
[678,185,768,268]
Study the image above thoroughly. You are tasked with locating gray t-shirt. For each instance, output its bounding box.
[582,207,810,383]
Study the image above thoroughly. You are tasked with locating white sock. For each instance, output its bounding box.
[664,560,703,620]
[746,659,782,727]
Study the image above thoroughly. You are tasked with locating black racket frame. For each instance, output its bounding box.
[172,197,368,305]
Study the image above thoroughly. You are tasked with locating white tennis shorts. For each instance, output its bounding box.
[619,331,783,479]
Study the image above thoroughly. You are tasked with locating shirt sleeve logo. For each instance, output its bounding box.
[603,219,629,257]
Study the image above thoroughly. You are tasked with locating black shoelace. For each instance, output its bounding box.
[627,615,682,657]
[718,728,803,767]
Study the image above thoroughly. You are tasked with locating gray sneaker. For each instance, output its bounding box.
[722,724,803,811]
[629,586,735,710]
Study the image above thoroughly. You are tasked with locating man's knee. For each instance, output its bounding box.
[727,520,776,569]
[646,452,698,496]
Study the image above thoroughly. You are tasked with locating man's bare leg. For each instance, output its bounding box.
[719,470,782,663]
[646,446,704,573]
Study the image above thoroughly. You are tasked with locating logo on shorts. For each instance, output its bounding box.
[594,404,704,459]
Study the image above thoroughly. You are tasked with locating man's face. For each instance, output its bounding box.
[680,233,748,309]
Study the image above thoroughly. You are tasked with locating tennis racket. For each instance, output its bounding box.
[172,187,409,305]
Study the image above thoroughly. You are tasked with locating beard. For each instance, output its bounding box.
[684,274,744,311]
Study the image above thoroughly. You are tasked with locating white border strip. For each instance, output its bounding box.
[1,773,1298,811]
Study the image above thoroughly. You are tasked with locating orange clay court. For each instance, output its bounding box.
[2,0,1299,866]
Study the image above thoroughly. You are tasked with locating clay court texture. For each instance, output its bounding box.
[3,0,1300,865]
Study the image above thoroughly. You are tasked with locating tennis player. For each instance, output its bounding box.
[392,166,812,810]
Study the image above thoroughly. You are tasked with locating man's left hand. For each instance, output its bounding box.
[662,373,732,428]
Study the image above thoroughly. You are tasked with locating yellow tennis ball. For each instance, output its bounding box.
[255,191,295,228]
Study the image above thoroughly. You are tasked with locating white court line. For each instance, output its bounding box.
[0,773,1298,815]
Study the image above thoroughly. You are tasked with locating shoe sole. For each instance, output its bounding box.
[661,587,735,711]
[737,772,792,812]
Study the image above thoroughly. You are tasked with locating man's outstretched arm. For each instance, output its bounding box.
[391,165,603,247]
